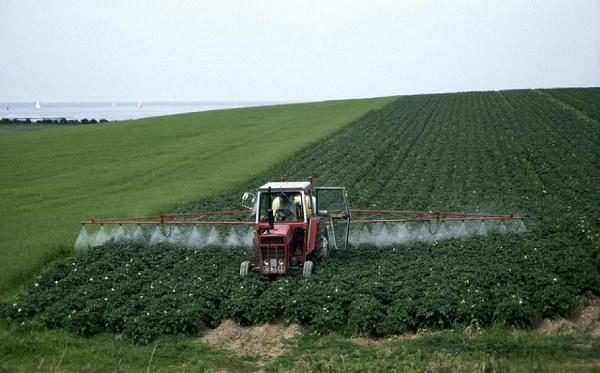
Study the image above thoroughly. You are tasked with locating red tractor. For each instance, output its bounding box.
[239,176,350,278]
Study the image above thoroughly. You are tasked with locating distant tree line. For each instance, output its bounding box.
[0,118,110,125]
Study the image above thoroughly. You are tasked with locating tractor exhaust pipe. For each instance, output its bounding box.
[267,186,274,230]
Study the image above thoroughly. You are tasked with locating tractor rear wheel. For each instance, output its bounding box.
[240,261,250,277]
[303,260,314,278]
[318,235,329,259]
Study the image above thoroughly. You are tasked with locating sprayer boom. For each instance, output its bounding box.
[75,176,527,277]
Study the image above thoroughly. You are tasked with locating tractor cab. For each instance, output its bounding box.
[240,177,350,278]
[257,182,310,223]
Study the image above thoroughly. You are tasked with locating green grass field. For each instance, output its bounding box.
[2,320,598,371]
[0,97,393,292]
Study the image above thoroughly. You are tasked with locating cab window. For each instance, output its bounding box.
[258,191,304,222]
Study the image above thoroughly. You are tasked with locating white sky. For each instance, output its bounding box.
[1,0,599,102]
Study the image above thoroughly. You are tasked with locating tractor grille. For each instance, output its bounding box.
[261,247,285,260]
[259,237,286,273]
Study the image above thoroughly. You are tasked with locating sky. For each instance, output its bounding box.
[1,0,599,102]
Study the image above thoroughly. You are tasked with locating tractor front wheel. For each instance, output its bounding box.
[240,261,250,277]
[303,260,314,278]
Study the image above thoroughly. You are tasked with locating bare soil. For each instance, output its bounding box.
[200,319,302,366]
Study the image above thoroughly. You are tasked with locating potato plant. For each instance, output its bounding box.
[4,230,598,344]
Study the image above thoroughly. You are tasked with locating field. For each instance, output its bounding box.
[1,88,600,370]
[0,97,393,292]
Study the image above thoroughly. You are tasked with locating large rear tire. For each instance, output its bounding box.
[319,236,329,259]
[240,261,250,277]
[303,260,314,278]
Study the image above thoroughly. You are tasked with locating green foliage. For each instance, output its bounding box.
[382,297,415,334]
[532,284,581,318]
[0,321,254,372]
[3,235,597,343]
[346,294,386,336]
[493,299,535,329]
[253,278,294,323]
[267,331,600,372]
[223,277,268,325]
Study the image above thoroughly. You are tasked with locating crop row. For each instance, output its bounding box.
[3,231,597,344]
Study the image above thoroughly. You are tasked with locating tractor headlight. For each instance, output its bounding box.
[263,260,269,266]
[278,259,285,266]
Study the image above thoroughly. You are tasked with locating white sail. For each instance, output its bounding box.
[35,101,41,109]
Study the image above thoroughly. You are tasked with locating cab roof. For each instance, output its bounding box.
[258,181,311,192]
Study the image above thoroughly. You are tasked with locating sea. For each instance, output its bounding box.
[0,101,285,122]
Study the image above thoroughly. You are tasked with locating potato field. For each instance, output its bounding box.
[2,88,599,344]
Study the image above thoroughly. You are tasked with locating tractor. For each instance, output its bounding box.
[239,176,350,278]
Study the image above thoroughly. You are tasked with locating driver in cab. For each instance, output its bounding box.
[273,193,301,221]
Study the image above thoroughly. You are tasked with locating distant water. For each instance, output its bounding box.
[0,101,284,121]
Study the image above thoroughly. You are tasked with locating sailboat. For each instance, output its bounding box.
[35,101,41,109]
[137,99,143,109]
